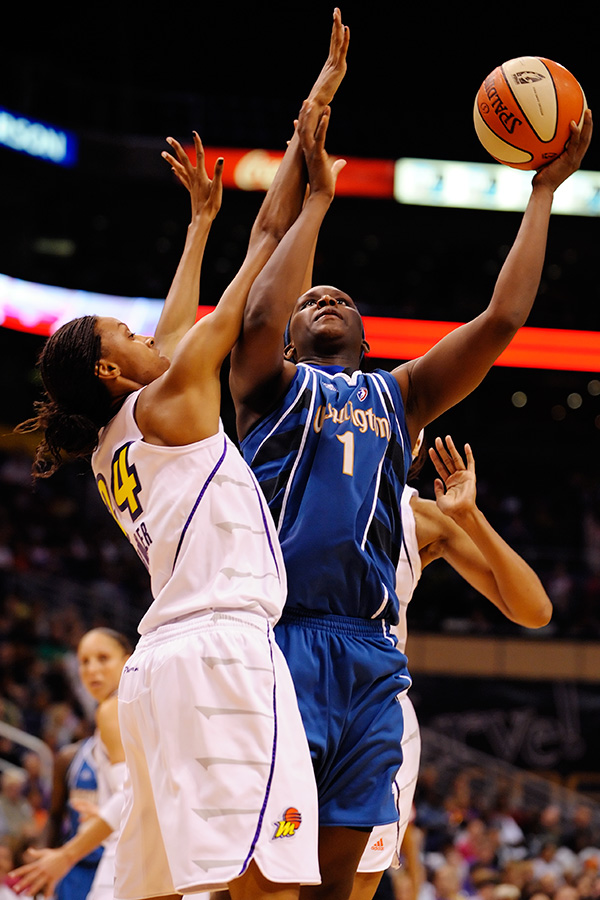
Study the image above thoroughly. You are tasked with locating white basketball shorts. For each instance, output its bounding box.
[357,693,421,873]
[114,611,320,897]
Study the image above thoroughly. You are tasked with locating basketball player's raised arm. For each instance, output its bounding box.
[229,13,349,400]
[418,436,552,629]
[135,108,345,447]
[395,109,592,447]
[169,108,346,382]
[152,8,348,365]
[152,132,224,360]
[230,105,346,438]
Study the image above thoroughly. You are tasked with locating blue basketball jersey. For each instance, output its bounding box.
[241,364,412,622]
[56,738,103,900]
[63,738,103,863]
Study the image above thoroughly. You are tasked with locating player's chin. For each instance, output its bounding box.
[314,316,345,334]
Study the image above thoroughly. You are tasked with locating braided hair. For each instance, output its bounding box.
[15,315,115,479]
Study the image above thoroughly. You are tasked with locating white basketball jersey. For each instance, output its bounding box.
[91,391,287,634]
[392,486,422,652]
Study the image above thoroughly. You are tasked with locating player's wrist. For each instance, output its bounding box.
[447,504,481,529]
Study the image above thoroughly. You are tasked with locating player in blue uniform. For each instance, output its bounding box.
[229,89,592,899]
[49,739,103,900]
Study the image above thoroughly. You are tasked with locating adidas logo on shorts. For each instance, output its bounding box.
[371,838,385,852]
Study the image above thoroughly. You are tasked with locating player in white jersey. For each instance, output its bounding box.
[351,436,552,900]
[11,629,131,900]
[14,14,350,899]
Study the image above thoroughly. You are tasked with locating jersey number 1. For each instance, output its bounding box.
[336,431,355,476]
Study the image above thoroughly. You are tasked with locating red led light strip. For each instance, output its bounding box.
[191,309,600,372]
[362,316,600,372]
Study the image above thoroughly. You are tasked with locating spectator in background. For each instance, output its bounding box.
[20,754,49,817]
[0,771,35,845]
[468,867,500,900]
[562,805,600,855]
[426,864,470,900]
[492,887,520,900]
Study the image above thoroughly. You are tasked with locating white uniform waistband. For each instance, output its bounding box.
[137,609,271,649]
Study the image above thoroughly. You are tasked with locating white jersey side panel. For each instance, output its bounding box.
[391,486,422,653]
[91,392,287,634]
[92,735,119,855]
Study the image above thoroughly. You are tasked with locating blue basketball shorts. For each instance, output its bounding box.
[56,863,99,900]
[274,610,411,829]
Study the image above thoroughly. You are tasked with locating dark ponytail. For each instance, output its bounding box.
[15,316,114,479]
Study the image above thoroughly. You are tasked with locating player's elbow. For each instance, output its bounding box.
[523,596,553,629]
[484,306,528,340]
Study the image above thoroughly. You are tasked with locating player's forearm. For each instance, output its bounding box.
[60,814,113,868]
[245,191,333,330]
[486,182,555,332]
[451,505,552,627]
[154,214,214,356]
[249,8,348,249]
[208,192,331,362]
[249,131,306,247]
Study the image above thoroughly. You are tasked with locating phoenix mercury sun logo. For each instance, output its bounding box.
[273,807,302,839]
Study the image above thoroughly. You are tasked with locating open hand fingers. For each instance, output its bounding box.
[165,136,191,169]
[161,141,191,188]
[313,106,332,152]
[330,8,350,63]
[429,435,467,481]
[9,862,51,897]
[464,442,476,475]
[569,107,593,163]
[192,130,206,165]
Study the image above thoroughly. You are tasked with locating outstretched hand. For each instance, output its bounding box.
[429,435,477,520]
[308,7,349,109]
[533,107,593,192]
[298,8,349,144]
[297,104,346,201]
[161,131,223,223]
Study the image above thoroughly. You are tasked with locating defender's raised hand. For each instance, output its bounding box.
[162,131,223,223]
[429,435,477,521]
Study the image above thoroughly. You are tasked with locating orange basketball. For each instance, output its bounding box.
[473,57,587,170]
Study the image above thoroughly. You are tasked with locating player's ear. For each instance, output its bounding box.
[361,338,370,356]
[95,359,121,381]
[283,342,297,363]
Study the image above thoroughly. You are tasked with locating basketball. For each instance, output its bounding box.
[473,56,587,170]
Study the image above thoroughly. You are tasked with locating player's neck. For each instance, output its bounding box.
[298,351,360,370]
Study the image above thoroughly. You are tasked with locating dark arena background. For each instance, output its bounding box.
[1,4,600,897]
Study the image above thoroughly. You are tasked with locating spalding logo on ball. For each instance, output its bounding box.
[474,57,587,170]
